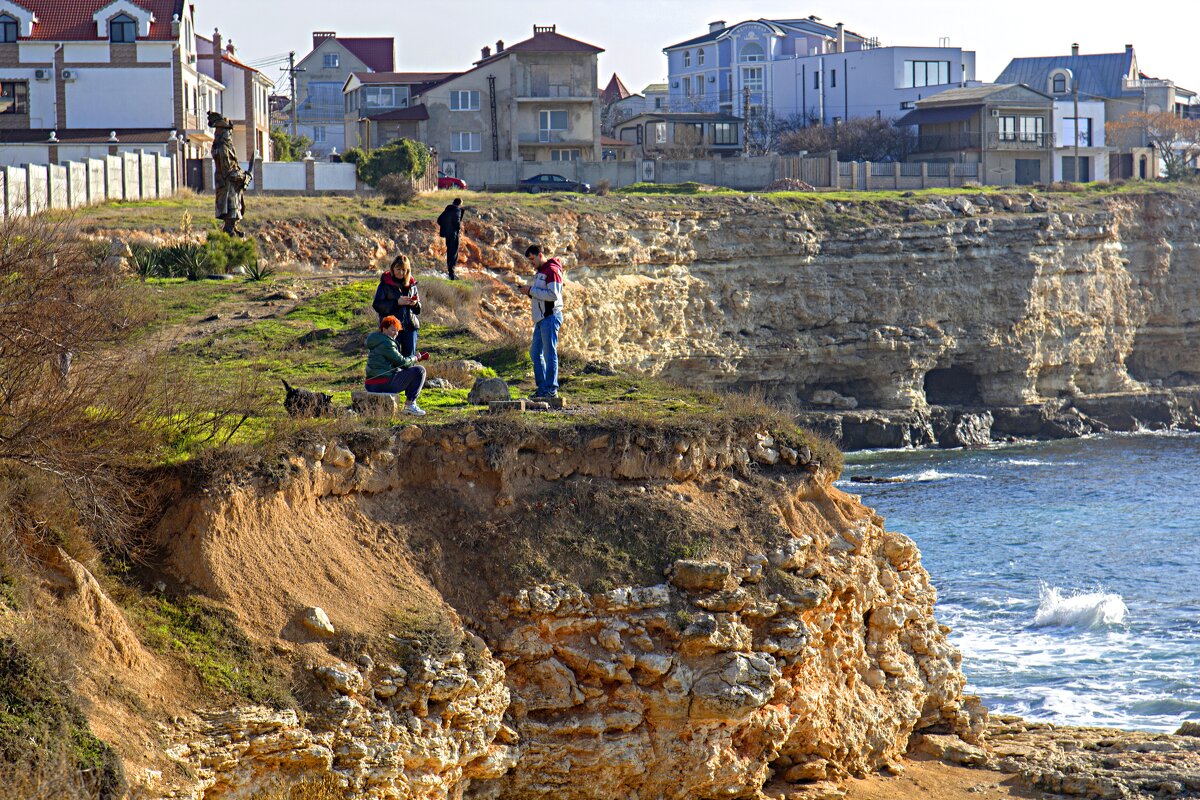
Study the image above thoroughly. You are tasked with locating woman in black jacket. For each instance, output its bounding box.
[372,255,421,357]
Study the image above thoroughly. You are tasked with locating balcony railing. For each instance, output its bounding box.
[1124,78,1174,90]
[989,132,1054,149]
[518,131,590,144]
[911,133,982,153]
[518,84,594,99]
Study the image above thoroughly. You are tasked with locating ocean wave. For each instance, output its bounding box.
[1032,585,1128,629]
[892,469,989,482]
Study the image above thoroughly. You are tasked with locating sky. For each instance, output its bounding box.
[204,0,1199,98]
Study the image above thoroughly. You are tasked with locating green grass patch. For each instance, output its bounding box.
[285,281,376,330]
[616,181,737,195]
[126,595,293,707]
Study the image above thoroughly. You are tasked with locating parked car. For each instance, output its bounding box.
[438,171,467,190]
[520,174,591,193]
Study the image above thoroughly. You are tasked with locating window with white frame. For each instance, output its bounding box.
[654,122,667,144]
[740,42,765,62]
[684,78,691,97]
[550,149,581,161]
[698,48,705,66]
[1052,73,1068,94]
[903,60,950,88]
[324,53,339,69]
[451,131,481,152]
[742,66,764,92]
[696,76,704,97]
[0,14,18,43]
[313,126,327,143]
[683,50,691,67]
[450,90,480,111]
[109,13,137,43]
[539,109,568,142]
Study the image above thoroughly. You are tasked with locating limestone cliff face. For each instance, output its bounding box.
[147,422,978,799]
[243,191,1200,412]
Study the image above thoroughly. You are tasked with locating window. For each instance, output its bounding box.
[451,131,481,152]
[742,66,764,93]
[1019,115,1044,142]
[313,126,327,143]
[551,149,581,161]
[740,42,764,62]
[324,53,340,69]
[712,122,737,145]
[1052,74,1067,94]
[1064,116,1092,146]
[813,70,821,90]
[698,48,705,66]
[654,122,667,144]
[998,115,1016,141]
[654,96,662,109]
[450,90,480,111]
[695,76,704,97]
[900,101,915,110]
[539,109,568,141]
[683,50,691,67]
[0,81,28,114]
[683,77,691,97]
[0,14,17,43]
[109,13,137,43]
[903,60,950,88]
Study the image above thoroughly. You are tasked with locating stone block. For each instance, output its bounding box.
[352,391,397,418]
[468,376,511,404]
[488,399,526,413]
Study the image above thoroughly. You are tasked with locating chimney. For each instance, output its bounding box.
[212,28,223,84]
[1071,42,1079,56]
[313,31,336,50]
[496,39,504,53]
[708,20,726,33]
[835,22,845,54]
[481,45,491,60]
[1125,44,1134,54]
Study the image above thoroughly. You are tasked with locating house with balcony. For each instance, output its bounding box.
[293,31,394,156]
[662,17,975,127]
[342,71,458,150]
[196,29,274,161]
[996,44,1196,178]
[607,82,669,131]
[0,0,224,182]
[613,111,742,158]
[898,84,1054,185]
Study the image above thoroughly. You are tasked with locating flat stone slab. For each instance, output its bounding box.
[352,391,397,417]
[488,399,526,413]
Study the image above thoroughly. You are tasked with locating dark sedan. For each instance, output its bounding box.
[520,174,591,193]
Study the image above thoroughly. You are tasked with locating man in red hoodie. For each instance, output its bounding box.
[521,243,564,399]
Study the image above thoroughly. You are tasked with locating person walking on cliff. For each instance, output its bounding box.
[437,198,466,280]
[365,315,429,415]
[521,243,564,400]
[372,255,421,357]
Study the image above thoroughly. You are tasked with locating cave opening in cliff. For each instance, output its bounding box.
[923,366,983,406]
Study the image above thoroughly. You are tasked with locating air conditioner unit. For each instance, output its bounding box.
[34,69,50,81]
[61,69,77,82]
[991,108,1000,117]
[708,75,716,82]
[672,81,679,88]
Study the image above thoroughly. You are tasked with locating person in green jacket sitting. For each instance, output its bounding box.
[365,315,428,415]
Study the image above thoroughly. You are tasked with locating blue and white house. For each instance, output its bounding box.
[663,18,975,125]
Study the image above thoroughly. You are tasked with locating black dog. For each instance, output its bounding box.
[282,379,334,418]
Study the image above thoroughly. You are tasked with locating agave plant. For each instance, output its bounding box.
[244,259,276,282]
[129,244,162,280]
[160,243,211,281]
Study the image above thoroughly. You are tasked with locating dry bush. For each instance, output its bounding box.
[424,360,484,388]
[595,178,611,196]
[413,276,482,329]
[376,174,418,205]
[249,776,352,800]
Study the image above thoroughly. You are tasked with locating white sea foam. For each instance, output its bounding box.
[893,469,989,482]
[1032,586,1128,628]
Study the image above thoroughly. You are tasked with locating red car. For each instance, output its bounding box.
[438,171,467,190]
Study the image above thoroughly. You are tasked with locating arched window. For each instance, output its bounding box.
[698,48,705,66]
[1052,74,1067,94]
[683,50,691,67]
[740,42,765,62]
[109,13,137,43]
[0,14,18,43]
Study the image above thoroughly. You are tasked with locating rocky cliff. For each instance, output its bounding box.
[139,419,980,799]
[233,190,1200,441]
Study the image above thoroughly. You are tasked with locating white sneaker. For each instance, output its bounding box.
[403,402,426,416]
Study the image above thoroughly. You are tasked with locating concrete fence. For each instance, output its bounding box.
[1,150,178,218]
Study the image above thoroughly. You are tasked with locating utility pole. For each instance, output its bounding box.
[1073,77,1081,181]
[281,51,305,138]
[743,86,751,155]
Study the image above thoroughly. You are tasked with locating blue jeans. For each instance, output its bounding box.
[367,366,426,402]
[530,312,562,396]
[398,328,418,358]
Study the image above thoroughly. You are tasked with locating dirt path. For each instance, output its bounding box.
[842,756,1046,800]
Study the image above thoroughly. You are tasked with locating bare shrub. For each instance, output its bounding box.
[377,174,418,205]
[425,360,485,388]
[595,179,611,196]
[249,776,353,800]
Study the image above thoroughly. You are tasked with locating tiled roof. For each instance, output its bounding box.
[337,37,395,72]
[364,105,430,122]
[353,71,459,85]
[917,83,1052,106]
[14,0,185,41]
[601,135,632,146]
[0,127,176,143]
[601,73,631,103]
[476,27,603,65]
[996,52,1136,99]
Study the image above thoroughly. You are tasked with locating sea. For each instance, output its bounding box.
[839,433,1200,733]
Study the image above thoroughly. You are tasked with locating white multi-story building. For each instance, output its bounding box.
[0,0,264,185]
[196,29,274,162]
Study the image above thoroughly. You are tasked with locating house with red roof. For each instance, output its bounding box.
[0,0,223,175]
[196,28,274,163]
[292,31,395,156]
[342,25,604,175]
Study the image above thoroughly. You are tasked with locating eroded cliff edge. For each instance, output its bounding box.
[137,419,980,799]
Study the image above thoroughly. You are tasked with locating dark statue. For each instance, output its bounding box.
[208,110,252,237]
